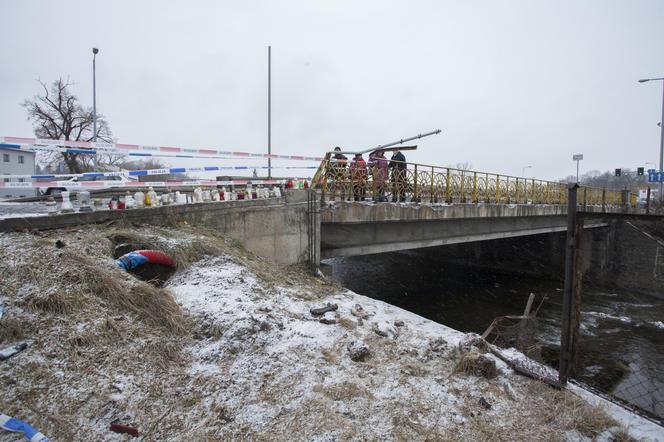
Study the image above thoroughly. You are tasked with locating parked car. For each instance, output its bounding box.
[38,175,137,195]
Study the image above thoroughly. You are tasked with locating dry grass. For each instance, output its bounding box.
[313,381,373,402]
[0,316,26,344]
[66,317,123,349]
[25,289,82,314]
[320,347,339,364]
[337,316,357,330]
[440,380,632,442]
[454,351,498,379]
[62,249,187,333]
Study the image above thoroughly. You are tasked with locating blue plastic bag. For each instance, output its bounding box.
[1,413,50,442]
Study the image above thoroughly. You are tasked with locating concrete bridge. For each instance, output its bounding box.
[318,201,614,259]
[0,190,661,296]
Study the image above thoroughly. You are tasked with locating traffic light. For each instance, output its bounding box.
[637,167,644,176]
[615,168,621,177]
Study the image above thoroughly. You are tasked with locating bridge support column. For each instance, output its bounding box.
[307,190,321,273]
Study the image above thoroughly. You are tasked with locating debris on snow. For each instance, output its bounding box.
[109,421,139,437]
[310,303,338,316]
[319,311,337,325]
[0,341,28,361]
[455,351,498,379]
[346,340,370,362]
[458,332,489,354]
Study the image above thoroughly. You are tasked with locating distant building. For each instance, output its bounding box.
[0,148,37,199]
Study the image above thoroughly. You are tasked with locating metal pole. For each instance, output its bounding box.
[334,129,442,156]
[268,46,272,179]
[576,159,579,183]
[659,81,664,203]
[374,130,442,150]
[92,50,97,142]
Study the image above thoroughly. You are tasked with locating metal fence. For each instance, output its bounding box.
[316,158,632,207]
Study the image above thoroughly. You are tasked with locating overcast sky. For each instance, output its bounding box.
[2,0,664,180]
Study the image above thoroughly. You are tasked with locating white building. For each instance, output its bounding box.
[1,148,37,199]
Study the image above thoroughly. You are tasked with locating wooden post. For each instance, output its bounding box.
[517,293,536,352]
[559,183,583,385]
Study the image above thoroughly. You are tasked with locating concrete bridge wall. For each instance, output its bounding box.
[0,191,312,265]
[320,202,608,259]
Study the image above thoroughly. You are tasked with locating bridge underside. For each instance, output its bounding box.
[320,203,608,259]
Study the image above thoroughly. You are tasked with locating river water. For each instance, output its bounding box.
[326,250,664,418]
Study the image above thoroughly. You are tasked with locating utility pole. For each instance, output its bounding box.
[572,154,583,183]
[267,46,272,179]
[92,47,99,171]
[638,77,664,201]
[92,48,99,142]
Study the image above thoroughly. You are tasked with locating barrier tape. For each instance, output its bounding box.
[1,165,317,180]
[0,179,297,190]
[1,143,268,161]
[0,137,324,161]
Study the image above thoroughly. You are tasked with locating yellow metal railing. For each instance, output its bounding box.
[316,158,630,207]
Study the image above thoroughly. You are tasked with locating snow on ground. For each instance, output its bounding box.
[166,254,664,441]
[1,225,662,441]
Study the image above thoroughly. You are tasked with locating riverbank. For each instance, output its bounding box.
[0,224,661,440]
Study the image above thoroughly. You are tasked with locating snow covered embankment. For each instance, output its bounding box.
[167,255,657,441]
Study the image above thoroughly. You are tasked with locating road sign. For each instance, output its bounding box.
[572,154,583,161]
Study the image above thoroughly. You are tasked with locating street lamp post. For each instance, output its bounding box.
[638,77,664,201]
[522,165,532,177]
[92,48,99,142]
[267,46,271,179]
[572,154,583,183]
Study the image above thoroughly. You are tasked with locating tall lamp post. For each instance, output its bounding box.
[92,47,99,142]
[572,154,583,183]
[267,46,271,179]
[521,165,532,177]
[638,77,664,201]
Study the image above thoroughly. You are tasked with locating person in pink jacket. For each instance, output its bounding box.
[368,150,388,202]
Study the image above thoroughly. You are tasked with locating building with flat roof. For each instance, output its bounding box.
[1,148,37,199]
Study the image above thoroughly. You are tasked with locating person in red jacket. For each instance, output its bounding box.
[349,153,368,201]
[368,150,388,202]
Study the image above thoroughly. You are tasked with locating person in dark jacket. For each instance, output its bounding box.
[389,149,407,202]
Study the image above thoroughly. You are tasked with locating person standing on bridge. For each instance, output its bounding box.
[389,149,407,202]
[369,150,388,202]
[349,153,368,201]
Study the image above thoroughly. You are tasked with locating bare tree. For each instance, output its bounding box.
[23,78,113,173]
